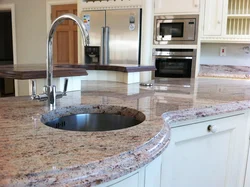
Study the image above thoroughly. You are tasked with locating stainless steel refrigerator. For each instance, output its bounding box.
[82,9,142,65]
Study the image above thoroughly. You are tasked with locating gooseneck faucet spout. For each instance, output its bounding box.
[46,13,89,110]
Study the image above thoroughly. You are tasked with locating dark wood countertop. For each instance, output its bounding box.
[0,64,156,80]
[0,64,88,80]
[55,64,156,73]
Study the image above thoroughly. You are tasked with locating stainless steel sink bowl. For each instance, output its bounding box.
[41,105,145,132]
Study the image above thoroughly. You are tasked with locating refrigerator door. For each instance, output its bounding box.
[81,10,105,46]
[81,10,105,63]
[106,9,141,65]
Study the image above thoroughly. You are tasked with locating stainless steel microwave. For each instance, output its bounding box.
[154,15,199,45]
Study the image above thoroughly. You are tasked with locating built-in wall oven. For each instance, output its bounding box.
[153,49,196,78]
[154,15,199,45]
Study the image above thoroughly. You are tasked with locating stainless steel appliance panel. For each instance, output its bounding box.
[156,18,196,41]
[106,9,141,65]
[82,10,105,64]
[153,15,199,45]
[153,49,196,78]
[82,10,105,46]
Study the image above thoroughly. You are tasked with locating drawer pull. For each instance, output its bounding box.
[207,125,218,133]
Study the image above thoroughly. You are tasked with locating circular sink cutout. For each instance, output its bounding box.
[41,105,145,132]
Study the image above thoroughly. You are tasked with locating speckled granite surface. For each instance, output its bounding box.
[1,78,250,186]
[199,64,250,79]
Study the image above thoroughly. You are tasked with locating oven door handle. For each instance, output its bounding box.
[155,56,193,59]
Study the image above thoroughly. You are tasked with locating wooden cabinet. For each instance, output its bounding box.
[161,113,249,187]
[154,0,200,14]
[203,0,225,36]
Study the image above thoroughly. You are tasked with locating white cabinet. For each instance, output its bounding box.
[145,155,162,187]
[154,0,200,14]
[97,171,142,187]
[201,0,250,42]
[98,155,162,187]
[245,149,250,187]
[109,173,140,187]
[161,113,249,187]
[203,0,225,36]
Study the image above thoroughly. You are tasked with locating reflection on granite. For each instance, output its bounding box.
[2,78,250,186]
[199,64,250,79]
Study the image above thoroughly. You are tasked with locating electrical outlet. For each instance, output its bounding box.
[220,47,226,56]
[243,46,250,54]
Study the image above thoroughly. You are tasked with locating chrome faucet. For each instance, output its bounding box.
[31,13,90,110]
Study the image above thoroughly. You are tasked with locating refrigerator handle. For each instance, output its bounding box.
[100,27,105,65]
[104,26,110,65]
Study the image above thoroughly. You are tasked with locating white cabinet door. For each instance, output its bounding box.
[161,113,248,187]
[245,148,250,187]
[203,0,224,36]
[155,0,200,14]
[109,173,139,187]
[145,155,162,187]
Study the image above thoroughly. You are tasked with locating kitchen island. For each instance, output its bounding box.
[1,78,250,186]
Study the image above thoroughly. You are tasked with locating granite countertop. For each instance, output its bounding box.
[199,64,250,79]
[1,78,250,186]
[0,64,156,80]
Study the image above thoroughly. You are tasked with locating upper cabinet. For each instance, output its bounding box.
[203,0,225,36]
[227,0,250,36]
[161,112,249,187]
[154,0,200,14]
[201,0,250,43]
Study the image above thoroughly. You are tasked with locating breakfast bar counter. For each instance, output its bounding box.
[0,64,155,80]
[1,78,250,186]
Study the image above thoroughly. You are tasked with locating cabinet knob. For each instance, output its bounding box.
[194,4,198,7]
[207,125,218,133]
[217,21,221,24]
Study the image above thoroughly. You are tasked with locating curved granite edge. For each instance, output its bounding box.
[199,65,250,79]
[10,105,170,187]
[3,99,250,186]
[36,128,171,187]
[162,100,250,125]
[16,100,250,187]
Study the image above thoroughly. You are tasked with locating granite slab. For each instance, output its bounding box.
[1,78,250,186]
[199,64,250,79]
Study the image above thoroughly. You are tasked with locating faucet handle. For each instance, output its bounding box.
[50,85,57,108]
[31,80,36,95]
[43,85,48,94]
[63,78,68,95]
[31,80,37,100]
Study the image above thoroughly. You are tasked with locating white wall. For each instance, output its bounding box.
[200,43,250,66]
[0,0,47,65]
[0,0,47,96]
